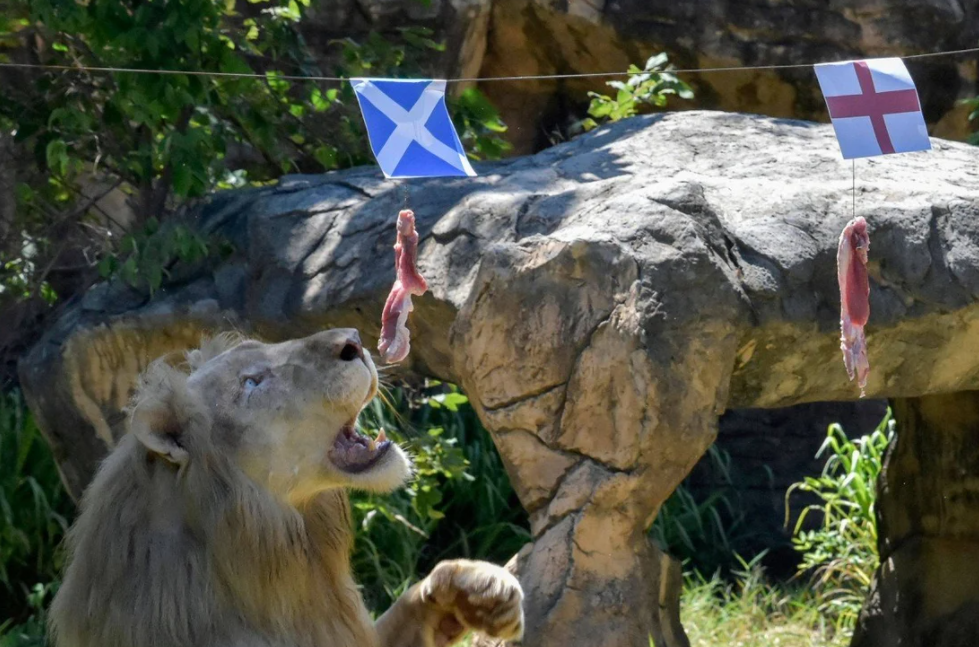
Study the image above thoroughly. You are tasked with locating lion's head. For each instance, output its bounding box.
[130,328,411,500]
[51,329,413,647]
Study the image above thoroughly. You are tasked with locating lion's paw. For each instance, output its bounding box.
[420,559,524,644]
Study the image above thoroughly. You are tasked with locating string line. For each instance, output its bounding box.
[0,46,977,83]
[852,159,856,219]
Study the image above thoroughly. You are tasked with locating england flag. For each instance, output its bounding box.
[814,58,931,160]
[351,78,476,178]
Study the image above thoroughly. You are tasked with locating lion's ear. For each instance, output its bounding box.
[129,362,198,465]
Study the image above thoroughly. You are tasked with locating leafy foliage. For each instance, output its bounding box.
[3,0,319,212]
[353,381,529,612]
[579,53,694,131]
[786,409,894,632]
[962,97,979,145]
[0,4,510,312]
[0,582,55,647]
[650,445,769,576]
[0,259,57,306]
[95,217,232,295]
[0,392,72,629]
[0,0,325,308]
[450,88,512,161]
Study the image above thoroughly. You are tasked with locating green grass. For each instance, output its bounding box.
[682,560,849,647]
[677,411,895,647]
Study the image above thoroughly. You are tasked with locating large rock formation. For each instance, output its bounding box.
[853,393,979,647]
[301,0,979,153]
[20,111,979,647]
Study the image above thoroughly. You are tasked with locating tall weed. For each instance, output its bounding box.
[0,582,55,647]
[651,445,768,576]
[786,409,894,631]
[0,392,72,626]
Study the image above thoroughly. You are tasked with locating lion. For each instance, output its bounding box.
[49,329,524,647]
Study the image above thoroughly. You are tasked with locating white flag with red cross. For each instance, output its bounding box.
[814,58,931,159]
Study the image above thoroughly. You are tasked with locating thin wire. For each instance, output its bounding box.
[852,159,856,218]
[0,46,977,83]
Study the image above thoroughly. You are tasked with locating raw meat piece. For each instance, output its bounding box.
[837,216,870,397]
[378,210,428,363]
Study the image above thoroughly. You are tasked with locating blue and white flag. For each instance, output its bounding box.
[351,78,476,178]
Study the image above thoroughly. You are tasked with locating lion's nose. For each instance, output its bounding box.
[337,331,364,362]
[306,328,365,362]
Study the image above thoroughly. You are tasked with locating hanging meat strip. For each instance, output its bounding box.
[837,216,870,397]
[378,209,428,364]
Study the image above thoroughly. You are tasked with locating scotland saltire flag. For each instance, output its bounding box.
[351,78,476,178]
[814,58,931,160]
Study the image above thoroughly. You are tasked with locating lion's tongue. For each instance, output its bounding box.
[330,427,389,471]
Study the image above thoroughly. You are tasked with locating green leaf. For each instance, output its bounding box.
[314,145,338,169]
[645,52,669,70]
[588,98,612,118]
[120,256,139,287]
[172,165,193,196]
[145,33,159,58]
[436,392,469,412]
[97,255,117,278]
[13,183,33,206]
[265,71,290,93]
[147,264,163,294]
[45,140,69,176]
[219,50,252,75]
[310,88,330,111]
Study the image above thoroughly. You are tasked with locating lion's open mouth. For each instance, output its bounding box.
[328,425,393,473]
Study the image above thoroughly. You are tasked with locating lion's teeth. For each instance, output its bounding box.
[377,429,387,443]
[367,436,377,452]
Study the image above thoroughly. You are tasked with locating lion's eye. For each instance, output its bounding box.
[242,374,264,396]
